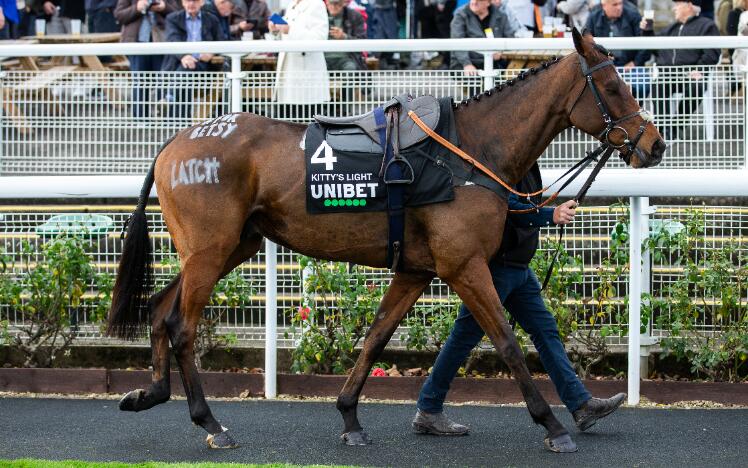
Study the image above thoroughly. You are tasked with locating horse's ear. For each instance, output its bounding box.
[572,27,586,57]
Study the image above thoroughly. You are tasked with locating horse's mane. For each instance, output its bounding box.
[454,56,564,109]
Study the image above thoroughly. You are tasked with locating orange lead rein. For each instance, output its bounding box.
[407,110,559,213]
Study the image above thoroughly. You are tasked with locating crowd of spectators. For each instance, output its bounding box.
[0,0,740,126]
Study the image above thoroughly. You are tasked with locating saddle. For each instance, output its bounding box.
[313,94,441,271]
[314,94,441,154]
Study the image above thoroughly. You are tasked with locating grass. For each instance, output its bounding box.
[0,462,354,468]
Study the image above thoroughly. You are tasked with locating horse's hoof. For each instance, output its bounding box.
[118,389,145,412]
[206,431,239,449]
[341,431,372,446]
[544,433,578,453]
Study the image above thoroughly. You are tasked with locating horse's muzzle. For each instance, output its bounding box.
[633,138,666,168]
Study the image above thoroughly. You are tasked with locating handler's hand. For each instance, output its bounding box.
[553,200,577,225]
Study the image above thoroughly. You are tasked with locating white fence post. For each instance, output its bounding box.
[744,69,748,169]
[228,54,243,113]
[482,53,494,91]
[628,196,646,405]
[639,197,656,378]
[264,240,278,399]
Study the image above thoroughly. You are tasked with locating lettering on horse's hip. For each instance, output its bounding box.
[171,157,221,189]
[189,113,239,140]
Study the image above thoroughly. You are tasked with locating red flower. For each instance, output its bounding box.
[298,306,310,321]
[371,367,386,377]
[366,282,377,293]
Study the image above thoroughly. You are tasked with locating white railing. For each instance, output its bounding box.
[2,37,748,402]
[2,38,748,174]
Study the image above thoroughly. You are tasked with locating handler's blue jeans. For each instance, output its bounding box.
[417,264,591,414]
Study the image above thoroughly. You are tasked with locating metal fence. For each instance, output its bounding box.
[1,64,746,175]
[1,203,746,348]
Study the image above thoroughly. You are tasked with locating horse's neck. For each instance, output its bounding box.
[453,57,579,185]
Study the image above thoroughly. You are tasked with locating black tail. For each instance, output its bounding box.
[106,143,166,339]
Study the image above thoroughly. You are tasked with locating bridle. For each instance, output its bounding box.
[571,54,653,165]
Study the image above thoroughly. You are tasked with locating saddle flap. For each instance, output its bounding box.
[325,126,382,154]
[395,95,440,150]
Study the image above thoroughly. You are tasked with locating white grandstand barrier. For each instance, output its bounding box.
[2,37,748,57]
[0,64,743,174]
[2,169,748,198]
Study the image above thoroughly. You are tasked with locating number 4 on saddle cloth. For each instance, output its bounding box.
[307,94,458,270]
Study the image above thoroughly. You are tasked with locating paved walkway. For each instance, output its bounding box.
[0,397,745,467]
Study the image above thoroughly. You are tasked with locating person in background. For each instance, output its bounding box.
[641,0,720,140]
[115,0,178,117]
[270,0,330,119]
[325,0,367,71]
[556,0,597,30]
[450,0,520,74]
[87,0,119,33]
[0,0,19,39]
[242,0,269,38]
[411,164,626,438]
[584,0,648,98]
[415,0,456,68]
[45,0,86,34]
[207,0,247,39]
[699,0,714,18]
[726,0,745,36]
[162,0,225,119]
[370,0,398,68]
[504,0,554,35]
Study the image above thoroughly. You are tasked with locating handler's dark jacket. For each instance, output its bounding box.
[494,163,555,267]
[642,15,720,66]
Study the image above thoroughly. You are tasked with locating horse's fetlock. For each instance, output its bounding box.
[336,395,357,412]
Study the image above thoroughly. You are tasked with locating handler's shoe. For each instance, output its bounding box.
[573,393,626,432]
[412,409,469,436]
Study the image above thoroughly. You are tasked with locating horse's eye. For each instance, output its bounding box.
[605,84,621,95]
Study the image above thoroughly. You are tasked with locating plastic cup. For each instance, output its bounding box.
[242,31,254,41]
[644,9,654,30]
[543,22,553,38]
[71,19,81,36]
[35,19,46,37]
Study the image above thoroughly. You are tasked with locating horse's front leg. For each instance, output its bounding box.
[443,257,577,453]
[119,275,181,412]
[337,272,434,445]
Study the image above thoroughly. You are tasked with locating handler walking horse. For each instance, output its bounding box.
[107,30,666,452]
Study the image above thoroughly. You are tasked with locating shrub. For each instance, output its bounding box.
[401,299,459,353]
[285,256,385,374]
[646,207,748,382]
[0,234,108,367]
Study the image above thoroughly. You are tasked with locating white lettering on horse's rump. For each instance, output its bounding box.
[170,157,221,189]
[189,113,240,140]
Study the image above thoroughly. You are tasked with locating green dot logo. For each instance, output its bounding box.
[338,199,345,206]
[352,199,360,206]
[360,199,367,206]
[324,199,331,207]
[345,199,353,206]
[331,199,339,207]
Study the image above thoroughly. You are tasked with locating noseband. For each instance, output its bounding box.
[572,55,651,164]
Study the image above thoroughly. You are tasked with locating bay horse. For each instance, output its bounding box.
[106,30,666,453]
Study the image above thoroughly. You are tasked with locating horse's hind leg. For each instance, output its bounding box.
[443,257,577,453]
[119,274,181,412]
[337,271,434,445]
[166,233,264,449]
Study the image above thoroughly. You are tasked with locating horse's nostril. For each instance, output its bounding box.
[651,139,667,162]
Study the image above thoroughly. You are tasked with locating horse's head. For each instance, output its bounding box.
[568,29,666,168]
